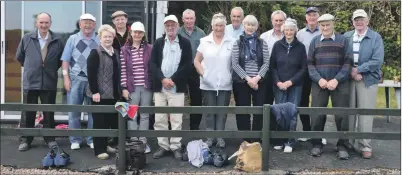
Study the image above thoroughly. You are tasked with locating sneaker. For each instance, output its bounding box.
[205,138,214,148]
[284,146,293,153]
[216,138,225,148]
[145,144,151,154]
[97,153,109,160]
[273,146,283,150]
[173,148,183,160]
[87,143,94,149]
[322,138,327,145]
[336,146,350,160]
[18,143,30,151]
[298,138,309,142]
[70,143,80,150]
[310,147,323,157]
[153,147,168,159]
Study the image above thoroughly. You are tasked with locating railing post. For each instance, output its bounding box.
[118,113,126,175]
[261,104,270,172]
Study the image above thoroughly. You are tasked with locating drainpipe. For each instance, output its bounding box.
[155,1,168,38]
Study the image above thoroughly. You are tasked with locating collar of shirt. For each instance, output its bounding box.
[101,45,114,56]
[230,24,244,31]
[78,31,97,41]
[205,32,233,44]
[270,29,283,38]
[306,26,319,33]
[320,32,336,41]
[37,30,49,40]
[353,28,368,38]
[165,35,179,43]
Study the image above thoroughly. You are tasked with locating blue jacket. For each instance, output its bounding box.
[270,102,298,131]
[343,28,384,87]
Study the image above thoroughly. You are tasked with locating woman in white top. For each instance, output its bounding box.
[194,13,234,148]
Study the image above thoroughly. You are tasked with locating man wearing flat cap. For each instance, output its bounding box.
[307,14,353,160]
[111,11,130,52]
[296,7,323,143]
[344,9,384,159]
[149,15,192,160]
[61,13,100,150]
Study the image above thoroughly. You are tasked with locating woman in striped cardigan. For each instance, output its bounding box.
[120,22,153,154]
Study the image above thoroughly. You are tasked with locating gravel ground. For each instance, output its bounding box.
[1,165,400,175]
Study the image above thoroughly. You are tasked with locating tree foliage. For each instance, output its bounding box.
[197,1,401,79]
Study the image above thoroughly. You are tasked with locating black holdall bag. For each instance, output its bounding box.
[116,140,146,171]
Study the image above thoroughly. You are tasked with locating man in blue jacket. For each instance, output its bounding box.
[16,12,65,151]
[344,9,384,159]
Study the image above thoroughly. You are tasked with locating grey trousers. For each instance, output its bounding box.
[349,80,378,152]
[127,86,153,144]
[310,82,350,147]
[203,90,231,132]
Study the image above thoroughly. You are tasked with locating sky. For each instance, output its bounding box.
[4,1,101,33]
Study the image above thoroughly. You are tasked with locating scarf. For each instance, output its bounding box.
[242,32,258,61]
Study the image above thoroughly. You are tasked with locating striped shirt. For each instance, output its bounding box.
[352,29,367,65]
[232,39,270,79]
[307,33,352,83]
[120,45,146,87]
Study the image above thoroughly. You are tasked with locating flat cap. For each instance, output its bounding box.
[111,11,127,19]
[317,14,334,22]
[80,13,96,22]
[352,9,368,20]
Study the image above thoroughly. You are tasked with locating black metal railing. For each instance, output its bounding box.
[1,103,400,174]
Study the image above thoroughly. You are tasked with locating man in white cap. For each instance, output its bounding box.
[61,13,100,150]
[111,11,130,52]
[308,14,352,160]
[149,15,192,160]
[344,9,384,159]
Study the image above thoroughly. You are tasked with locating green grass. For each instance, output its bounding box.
[326,87,399,108]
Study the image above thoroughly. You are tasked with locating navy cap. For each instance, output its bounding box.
[306,7,319,14]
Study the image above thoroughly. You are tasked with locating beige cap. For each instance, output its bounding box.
[80,13,96,22]
[352,9,368,20]
[164,15,178,23]
[131,22,145,32]
[317,14,334,22]
[111,11,127,19]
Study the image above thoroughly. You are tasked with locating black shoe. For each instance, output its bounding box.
[336,146,350,160]
[153,147,168,159]
[311,147,323,157]
[173,148,183,160]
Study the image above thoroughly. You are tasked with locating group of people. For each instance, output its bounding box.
[16,6,384,162]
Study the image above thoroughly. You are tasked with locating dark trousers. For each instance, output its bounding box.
[299,75,312,131]
[264,76,274,105]
[188,66,203,130]
[19,90,57,145]
[233,82,266,142]
[310,82,350,148]
[92,99,118,156]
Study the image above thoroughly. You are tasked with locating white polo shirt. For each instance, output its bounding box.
[197,33,234,91]
[260,29,283,55]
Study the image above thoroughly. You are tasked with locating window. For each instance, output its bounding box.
[85,1,102,29]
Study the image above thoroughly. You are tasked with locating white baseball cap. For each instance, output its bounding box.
[352,9,368,20]
[131,22,145,32]
[164,15,178,24]
[80,13,96,22]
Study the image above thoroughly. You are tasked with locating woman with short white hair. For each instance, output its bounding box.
[194,13,234,148]
[87,24,122,159]
[232,15,270,143]
[270,18,307,153]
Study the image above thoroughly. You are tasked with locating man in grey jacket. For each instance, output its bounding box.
[344,9,384,159]
[16,12,65,151]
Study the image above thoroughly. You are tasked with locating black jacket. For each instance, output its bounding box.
[16,30,65,90]
[270,37,307,86]
[149,34,192,93]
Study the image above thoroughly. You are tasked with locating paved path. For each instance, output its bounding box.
[1,115,400,174]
